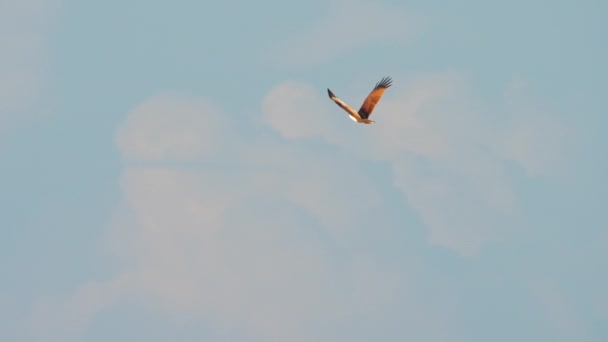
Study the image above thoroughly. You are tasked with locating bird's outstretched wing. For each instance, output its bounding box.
[327,89,362,121]
[357,77,392,119]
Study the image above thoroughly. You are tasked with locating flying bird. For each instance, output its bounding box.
[327,76,392,124]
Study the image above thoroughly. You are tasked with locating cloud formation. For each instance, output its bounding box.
[116,93,231,162]
[500,76,576,179]
[31,71,577,340]
[264,72,558,255]
[109,95,411,340]
[30,276,129,341]
[30,91,415,341]
[275,0,423,67]
[0,0,59,131]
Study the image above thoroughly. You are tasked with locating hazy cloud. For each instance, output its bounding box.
[33,92,425,341]
[0,0,59,130]
[500,76,576,179]
[30,276,131,342]
[262,81,332,140]
[266,72,526,255]
[116,92,232,162]
[275,0,424,67]
[33,70,577,340]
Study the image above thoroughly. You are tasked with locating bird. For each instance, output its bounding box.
[327,76,392,124]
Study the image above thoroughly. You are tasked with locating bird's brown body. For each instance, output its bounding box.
[327,77,392,124]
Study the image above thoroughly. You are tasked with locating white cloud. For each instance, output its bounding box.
[275,0,424,67]
[502,115,573,178]
[262,81,333,140]
[32,71,576,340]
[116,92,232,162]
[264,71,576,256]
[262,81,370,153]
[374,73,520,255]
[105,163,404,340]
[31,92,423,341]
[500,76,577,179]
[265,72,525,256]
[30,276,132,342]
[0,0,59,131]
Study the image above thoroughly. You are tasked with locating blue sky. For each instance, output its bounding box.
[1,0,606,341]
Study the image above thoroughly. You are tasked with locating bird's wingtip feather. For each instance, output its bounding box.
[375,76,393,89]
